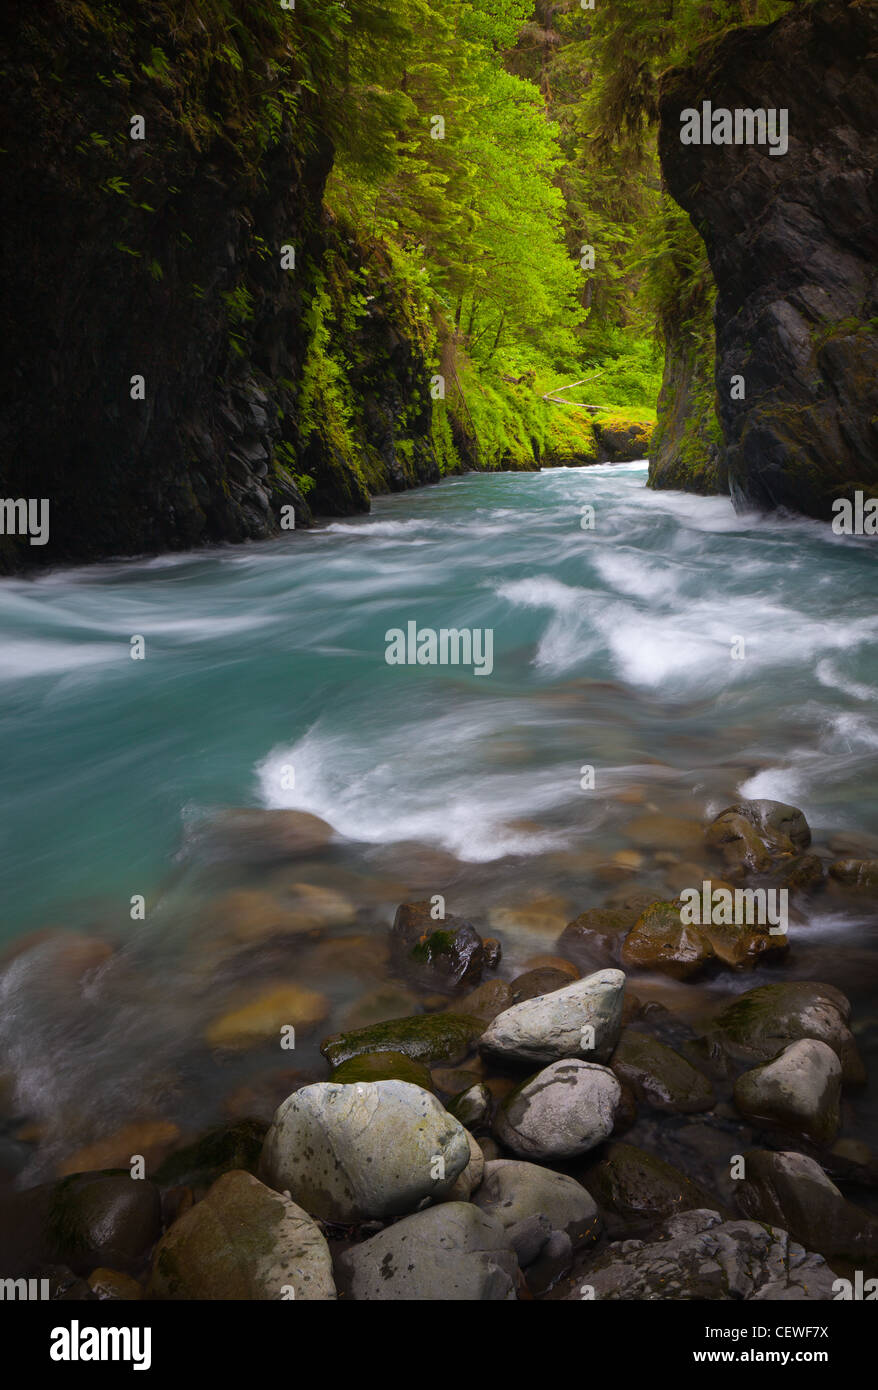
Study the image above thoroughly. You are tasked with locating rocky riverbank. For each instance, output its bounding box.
[1,795,876,1300]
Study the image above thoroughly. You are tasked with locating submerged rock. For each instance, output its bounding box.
[336,1202,518,1300]
[569,1208,839,1300]
[733,1039,842,1145]
[205,983,329,1051]
[204,809,335,863]
[480,968,625,1065]
[705,800,811,875]
[320,1011,482,1068]
[493,1059,621,1161]
[259,1080,469,1222]
[147,1170,335,1300]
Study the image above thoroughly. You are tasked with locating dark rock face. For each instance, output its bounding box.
[658,0,878,518]
[648,281,725,495]
[0,4,448,573]
[592,419,653,463]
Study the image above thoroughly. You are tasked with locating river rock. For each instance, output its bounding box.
[736,1149,878,1267]
[391,901,493,991]
[473,1159,600,1255]
[580,1142,720,1233]
[442,1129,484,1202]
[697,916,789,969]
[259,1080,469,1221]
[782,854,826,895]
[621,900,714,979]
[58,1119,181,1178]
[88,1268,144,1300]
[0,1172,162,1276]
[446,1082,491,1128]
[339,984,422,1031]
[457,978,513,1024]
[336,1202,517,1300]
[205,982,329,1050]
[509,967,576,1002]
[611,1029,715,1114]
[828,859,878,892]
[705,799,811,875]
[320,1011,482,1068]
[624,814,705,851]
[558,905,642,969]
[480,968,624,1066]
[493,1059,621,1161]
[212,883,354,945]
[697,981,865,1084]
[152,1119,266,1193]
[523,954,580,979]
[569,1208,839,1300]
[206,809,335,862]
[329,1050,435,1091]
[733,1039,842,1144]
[147,1170,335,1299]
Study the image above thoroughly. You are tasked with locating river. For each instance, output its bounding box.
[2,461,877,1180]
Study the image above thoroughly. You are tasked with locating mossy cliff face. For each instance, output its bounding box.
[657,0,878,518]
[0,1,455,573]
[648,275,726,496]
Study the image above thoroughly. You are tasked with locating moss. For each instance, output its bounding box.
[321,1012,484,1068]
[329,1051,435,1090]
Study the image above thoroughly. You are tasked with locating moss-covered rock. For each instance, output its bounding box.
[329,1050,435,1091]
[320,1012,483,1068]
[697,981,865,1085]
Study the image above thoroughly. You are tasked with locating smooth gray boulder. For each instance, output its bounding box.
[441,1128,484,1202]
[259,1080,469,1222]
[335,1202,518,1300]
[479,968,624,1065]
[446,1081,491,1128]
[473,1159,600,1250]
[569,1208,839,1300]
[733,1039,842,1144]
[494,1059,621,1161]
[147,1170,335,1300]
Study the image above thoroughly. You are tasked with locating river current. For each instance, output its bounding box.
[1,462,877,1178]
